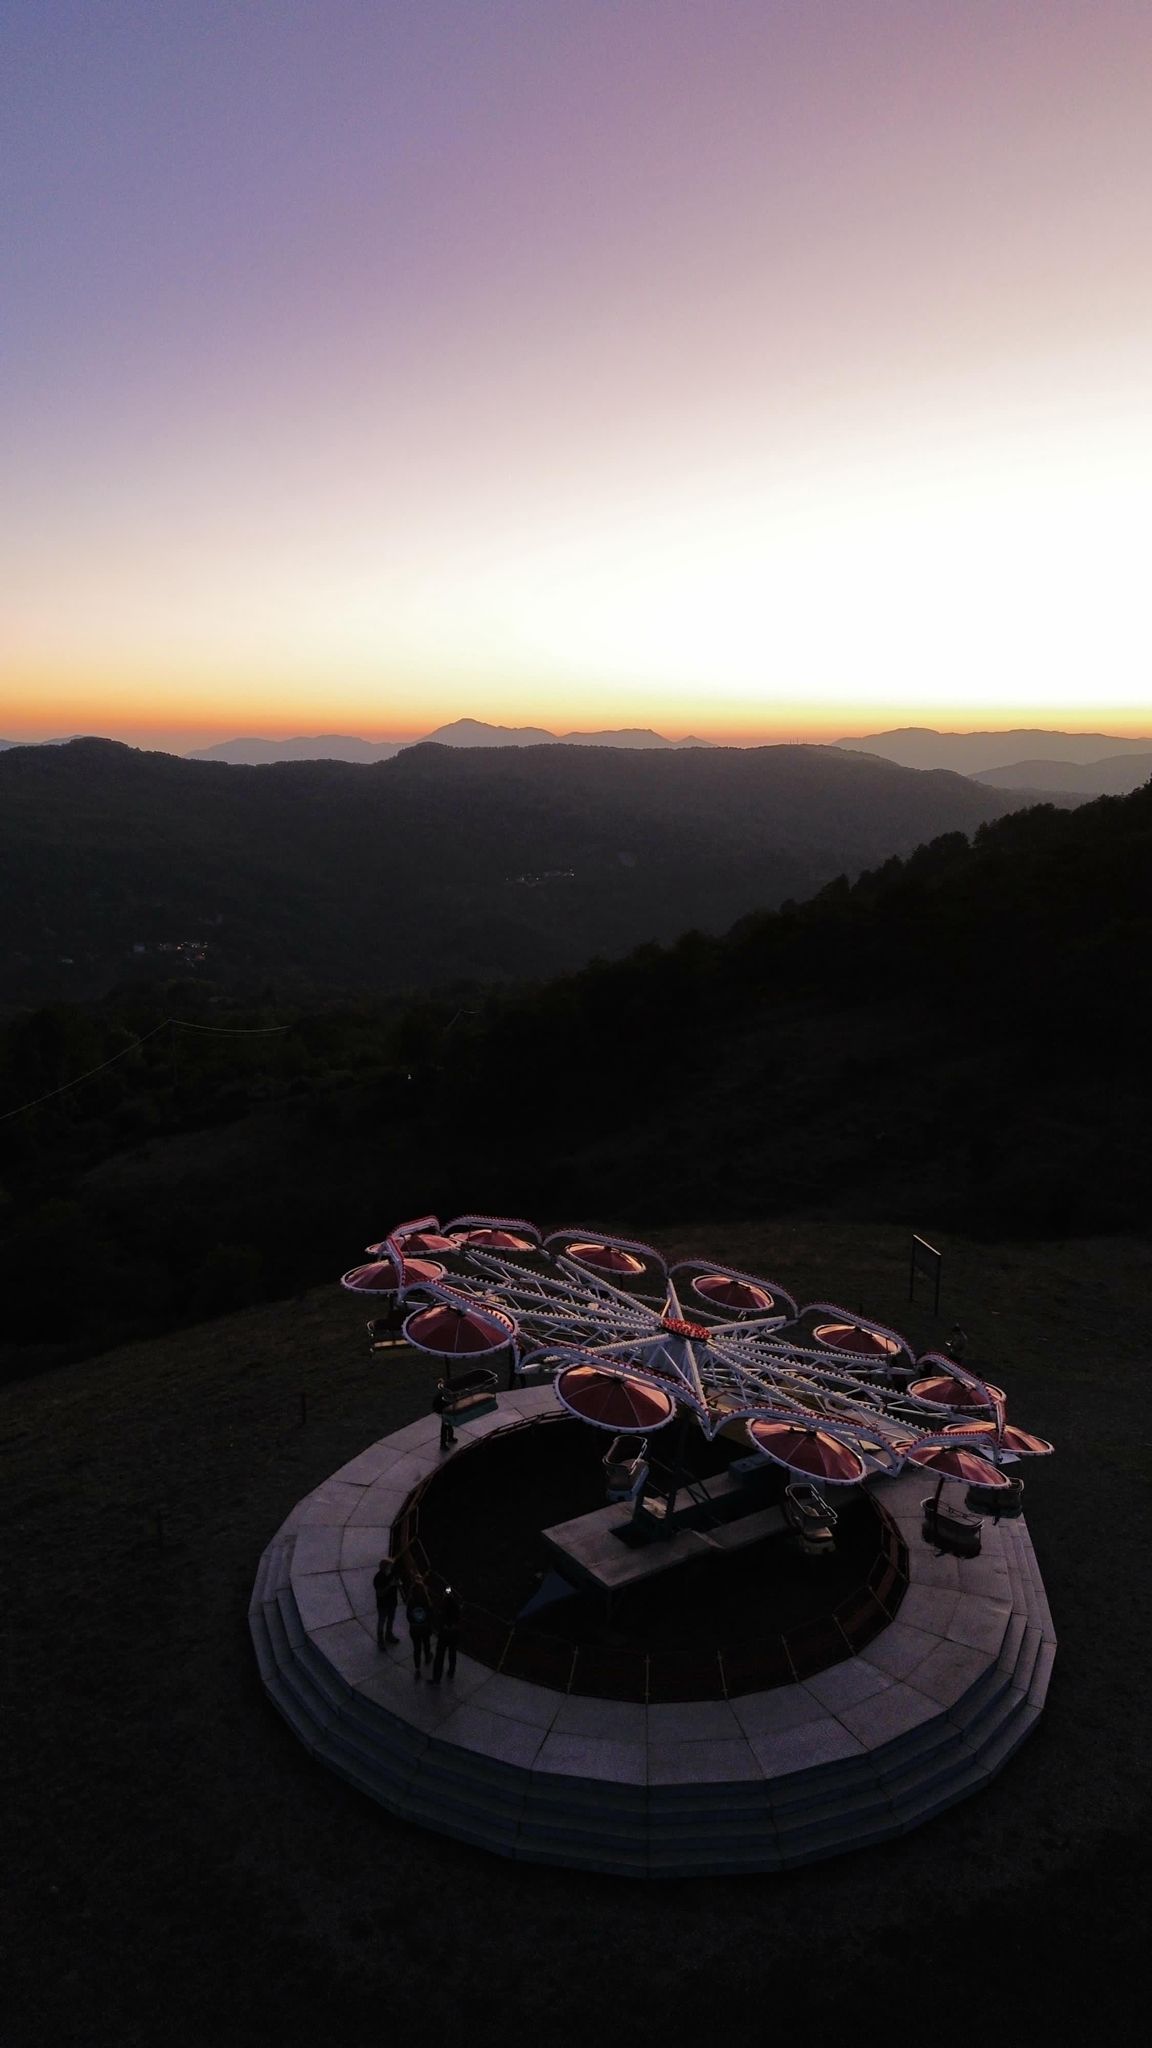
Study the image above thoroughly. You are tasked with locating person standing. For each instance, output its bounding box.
[431,1584,462,1685]
[406,1576,435,1678]
[373,1555,400,1649]
[433,1380,456,1453]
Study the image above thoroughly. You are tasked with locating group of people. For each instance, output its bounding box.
[373,1555,462,1683]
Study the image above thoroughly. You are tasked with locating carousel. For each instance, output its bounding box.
[250,1215,1057,1876]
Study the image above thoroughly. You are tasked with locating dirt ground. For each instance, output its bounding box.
[3,1218,1150,2046]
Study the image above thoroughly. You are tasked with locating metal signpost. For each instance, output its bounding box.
[908,1233,942,1315]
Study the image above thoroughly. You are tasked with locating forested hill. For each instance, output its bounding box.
[1,779,1148,1375]
[425,779,1152,1225]
[0,737,1022,1006]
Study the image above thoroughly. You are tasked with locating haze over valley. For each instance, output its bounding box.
[0,735,1033,1007]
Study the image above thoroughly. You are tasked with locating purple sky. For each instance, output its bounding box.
[4,1,1151,748]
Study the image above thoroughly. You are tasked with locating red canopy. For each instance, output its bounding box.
[454,1227,536,1251]
[556,1365,676,1432]
[403,1301,516,1356]
[813,1322,901,1358]
[748,1419,867,1485]
[565,1241,645,1275]
[906,1442,1012,1487]
[394,1230,457,1255]
[944,1421,1054,1457]
[693,1273,774,1313]
[341,1257,444,1295]
[910,1374,1006,1410]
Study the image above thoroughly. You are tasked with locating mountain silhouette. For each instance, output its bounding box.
[188,719,714,762]
[834,727,1152,774]
[0,736,1021,1006]
[971,753,1152,797]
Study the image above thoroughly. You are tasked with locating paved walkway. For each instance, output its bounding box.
[250,1389,1056,1875]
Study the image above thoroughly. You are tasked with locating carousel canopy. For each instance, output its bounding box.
[693,1273,774,1313]
[555,1365,676,1432]
[403,1300,515,1356]
[813,1322,901,1358]
[564,1241,646,1275]
[341,1256,444,1295]
[747,1419,867,1486]
[943,1420,1054,1456]
[909,1374,1006,1410]
[392,1230,457,1255]
[447,1214,540,1246]
[906,1442,1012,1487]
[454,1227,536,1251]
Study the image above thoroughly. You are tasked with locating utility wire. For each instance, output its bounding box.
[170,1019,290,1036]
[0,1016,290,1123]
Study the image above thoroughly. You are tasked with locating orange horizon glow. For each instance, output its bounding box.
[4,693,1151,759]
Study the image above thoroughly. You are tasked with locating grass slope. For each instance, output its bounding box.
[4,1220,1150,2046]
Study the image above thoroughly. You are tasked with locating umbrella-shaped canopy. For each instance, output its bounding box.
[556,1364,677,1432]
[342,1257,444,1295]
[747,1418,867,1486]
[943,1421,1054,1457]
[403,1300,517,1356]
[453,1227,536,1251]
[693,1273,774,1313]
[813,1322,901,1358]
[392,1230,458,1255]
[565,1241,646,1275]
[910,1374,1006,1410]
[905,1441,1012,1488]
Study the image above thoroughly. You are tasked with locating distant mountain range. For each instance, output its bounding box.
[0,735,1024,1007]
[8,720,1150,797]
[7,719,1150,791]
[186,719,715,764]
[969,753,1152,797]
[834,726,1152,791]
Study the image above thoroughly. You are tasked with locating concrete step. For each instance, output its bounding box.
[262,1603,344,1751]
[248,1464,1058,1876]
[511,1835,653,1876]
[249,1534,293,1617]
[248,1544,273,1618]
[961,1697,1041,1783]
[1028,1635,1057,1710]
[261,1665,325,1756]
[248,1600,278,1688]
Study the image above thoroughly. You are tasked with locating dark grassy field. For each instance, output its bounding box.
[4,1219,1150,2046]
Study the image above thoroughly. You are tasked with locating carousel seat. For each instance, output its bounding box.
[435,1367,500,1422]
[603,1435,649,1503]
[783,1483,838,1554]
[921,1496,983,1557]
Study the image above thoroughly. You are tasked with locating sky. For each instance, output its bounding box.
[3,0,1152,753]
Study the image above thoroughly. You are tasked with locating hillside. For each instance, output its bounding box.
[0,737,1019,1007]
[3,1222,1149,2047]
[1,779,1148,1376]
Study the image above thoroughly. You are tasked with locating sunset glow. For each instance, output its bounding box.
[4,1,1152,751]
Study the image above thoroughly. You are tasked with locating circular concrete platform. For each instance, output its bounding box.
[250,1390,1057,1875]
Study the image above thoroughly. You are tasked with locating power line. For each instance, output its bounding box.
[170,1019,290,1036]
[0,1022,170,1123]
[0,1016,291,1124]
